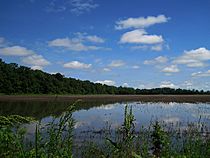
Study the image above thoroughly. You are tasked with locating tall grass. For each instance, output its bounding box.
[0,103,210,158]
[0,105,75,158]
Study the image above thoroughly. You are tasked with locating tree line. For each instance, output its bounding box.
[0,59,209,95]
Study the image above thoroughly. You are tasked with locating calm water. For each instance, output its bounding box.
[1,101,210,143]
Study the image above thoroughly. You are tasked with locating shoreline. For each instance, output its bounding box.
[0,95,210,103]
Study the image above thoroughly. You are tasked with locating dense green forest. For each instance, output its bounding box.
[0,59,209,95]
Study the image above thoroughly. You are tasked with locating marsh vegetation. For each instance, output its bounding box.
[1,102,210,158]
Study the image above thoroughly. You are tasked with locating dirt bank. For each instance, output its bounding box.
[0,95,210,103]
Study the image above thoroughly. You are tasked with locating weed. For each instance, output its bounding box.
[0,104,76,158]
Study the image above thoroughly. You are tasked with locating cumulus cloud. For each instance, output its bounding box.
[162,65,180,73]
[191,70,210,77]
[122,83,129,87]
[85,35,104,43]
[108,60,125,68]
[95,80,116,86]
[173,47,210,67]
[63,61,91,69]
[160,81,177,88]
[0,46,34,56]
[0,42,50,69]
[48,33,106,51]
[120,29,164,44]
[22,54,50,67]
[116,15,169,51]
[75,32,104,43]
[144,56,168,65]
[115,15,169,30]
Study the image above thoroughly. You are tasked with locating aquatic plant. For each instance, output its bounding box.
[1,103,210,158]
[81,105,141,158]
[151,121,170,157]
[82,105,210,158]
[0,115,35,127]
[0,104,75,158]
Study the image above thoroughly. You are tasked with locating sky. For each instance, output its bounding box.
[0,0,210,90]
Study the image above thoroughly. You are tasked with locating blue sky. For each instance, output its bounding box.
[0,0,210,90]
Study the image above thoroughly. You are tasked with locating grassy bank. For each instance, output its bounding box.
[0,103,210,158]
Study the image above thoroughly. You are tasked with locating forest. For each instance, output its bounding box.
[0,59,209,95]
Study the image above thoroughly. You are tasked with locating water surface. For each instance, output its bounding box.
[1,101,210,143]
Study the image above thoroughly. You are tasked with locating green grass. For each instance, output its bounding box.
[0,104,210,158]
[0,104,75,158]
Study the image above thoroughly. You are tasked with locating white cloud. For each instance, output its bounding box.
[70,0,99,15]
[31,65,43,70]
[22,54,50,66]
[46,0,67,12]
[120,29,164,44]
[173,47,210,67]
[131,44,163,51]
[184,81,193,87]
[46,0,98,15]
[63,61,91,69]
[144,56,168,65]
[48,33,105,51]
[186,62,206,67]
[103,68,111,72]
[0,46,34,56]
[181,80,193,89]
[85,35,104,43]
[0,43,50,69]
[191,70,210,77]
[115,15,169,30]
[108,60,125,67]
[117,15,169,51]
[48,38,100,51]
[0,37,6,47]
[160,81,177,88]
[95,80,116,86]
[74,32,104,43]
[122,83,129,87]
[151,44,163,51]
[162,65,180,73]
[132,65,140,69]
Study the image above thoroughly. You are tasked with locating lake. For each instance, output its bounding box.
[1,99,210,145]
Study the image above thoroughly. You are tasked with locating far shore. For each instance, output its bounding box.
[0,95,210,103]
